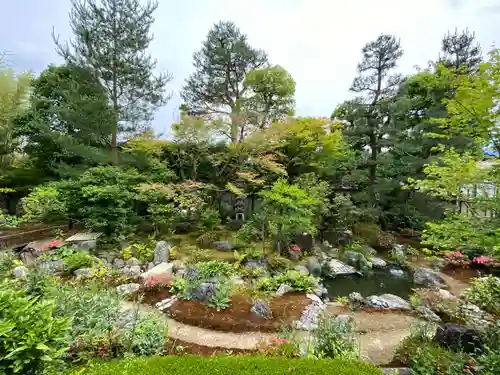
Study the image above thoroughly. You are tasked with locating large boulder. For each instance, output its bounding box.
[413,267,447,289]
[371,257,387,268]
[306,257,322,277]
[153,241,170,265]
[39,260,66,274]
[193,282,216,302]
[122,265,141,277]
[275,284,294,297]
[435,323,483,353]
[73,268,93,279]
[416,306,442,322]
[324,259,358,277]
[140,262,174,284]
[342,251,372,270]
[126,257,140,267]
[113,258,125,269]
[116,283,140,296]
[365,294,411,310]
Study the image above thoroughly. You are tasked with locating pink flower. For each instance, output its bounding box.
[473,256,493,265]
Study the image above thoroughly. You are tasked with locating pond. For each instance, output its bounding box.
[324,268,415,300]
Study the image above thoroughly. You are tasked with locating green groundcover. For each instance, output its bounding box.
[67,355,384,375]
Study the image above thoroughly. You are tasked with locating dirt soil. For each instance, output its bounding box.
[166,292,311,333]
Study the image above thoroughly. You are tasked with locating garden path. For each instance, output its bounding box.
[121,301,275,350]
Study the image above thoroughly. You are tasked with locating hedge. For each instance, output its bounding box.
[69,355,383,375]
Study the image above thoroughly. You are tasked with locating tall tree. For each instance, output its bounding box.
[181,21,270,143]
[439,28,482,73]
[54,0,172,162]
[337,34,404,215]
[13,64,115,179]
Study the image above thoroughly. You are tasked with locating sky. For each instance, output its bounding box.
[1,0,500,137]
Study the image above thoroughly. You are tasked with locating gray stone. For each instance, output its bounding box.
[348,292,364,306]
[275,283,294,297]
[306,257,322,277]
[365,294,411,310]
[230,276,245,286]
[113,258,125,269]
[435,323,483,353]
[389,268,405,277]
[156,296,178,311]
[438,289,456,300]
[153,241,170,265]
[334,314,354,325]
[313,285,328,300]
[12,265,28,279]
[391,244,406,258]
[147,262,155,271]
[39,260,66,274]
[193,282,216,302]
[371,257,387,268]
[294,265,310,275]
[381,369,412,375]
[416,306,442,323]
[122,265,141,277]
[413,267,447,289]
[306,293,324,305]
[293,300,326,331]
[73,268,93,278]
[457,302,494,328]
[183,267,200,281]
[343,251,372,270]
[364,246,377,256]
[251,300,272,319]
[126,257,140,267]
[324,259,358,277]
[213,241,234,251]
[116,283,140,296]
[244,259,268,269]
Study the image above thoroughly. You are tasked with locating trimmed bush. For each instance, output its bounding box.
[69,355,383,375]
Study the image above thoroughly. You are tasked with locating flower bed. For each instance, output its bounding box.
[166,292,311,333]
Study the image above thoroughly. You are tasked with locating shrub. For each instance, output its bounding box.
[24,267,59,298]
[256,270,317,292]
[123,312,167,356]
[0,251,17,276]
[0,280,71,375]
[196,232,219,248]
[195,260,235,279]
[259,336,300,358]
[208,278,232,310]
[463,276,500,315]
[198,207,221,232]
[311,315,358,359]
[121,243,154,263]
[407,344,472,375]
[67,355,383,375]
[267,253,292,274]
[65,252,95,272]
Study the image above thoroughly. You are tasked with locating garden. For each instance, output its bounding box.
[2,1,500,375]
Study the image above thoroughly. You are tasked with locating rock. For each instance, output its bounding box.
[435,323,483,353]
[365,294,411,310]
[39,260,65,274]
[153,241,170,265]
[113,258,125,269]
[228,219,244,231]
[73,268,93,278]
[193,282,216,302]
[416,306,442,322]
[334,314,354,325]
[20,251,37,266]
[313,285,329,300]
[371,257,387,268]
[342,251,372,270]
[293,300,326,331]
[348,292,365,308]
[294,265,310,275]
[413,268,447,289]
[172,260,186,273]
[306,293,324,305]
[230,275,245,286]
[183,267,200,281]
[156,296,178,311]
[147,262,155,271]
[288,248,301,261]
[126,257,140,267]
[457,302,494,328]
[275,284,294,297]
[381,369,411,375]
[306,257,322,277]
[251,300,272,319]
[364,246,377,256]
[389,268,405,277]
[438,289,456,300]
[213,241,234,251]
[243,259,268,269]
[122,266,141,277]
[141,262,174,284]
[337,230,353,246]
[12,265,28,279]
[324,259,358,277]
[116,283,140,296]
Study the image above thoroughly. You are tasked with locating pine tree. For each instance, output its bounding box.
[439,28,482,73]
[54,0,172,162]
[181,21,269,143]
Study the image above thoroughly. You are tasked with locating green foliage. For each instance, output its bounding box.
[0,251,17,276]
[195,260,235,279]
[256,270,317,292]
[311,315,358,359]
[123,312,167,356]
[195,231,219,248]
[64,252,95,272]
[266,253,293,274]
[463,276,500,315]
[24,268,59,298]
[198,207,221,232]
[0,280,71,375]
[208,279,232,310]
[22,182,69,223]
[408,344,471,375]
[66,355,383,375]
[121,243,154,263]
[170,278,188,294]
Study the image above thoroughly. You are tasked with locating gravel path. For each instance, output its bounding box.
[121,301,275,350]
